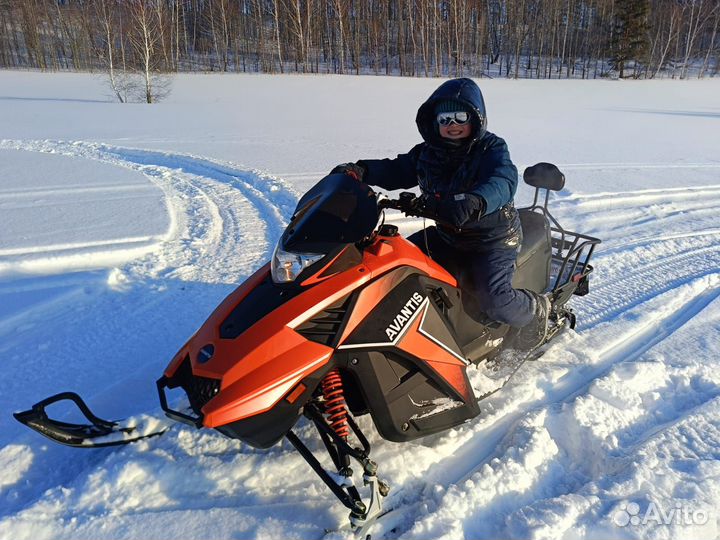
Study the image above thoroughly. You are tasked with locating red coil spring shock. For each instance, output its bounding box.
[321,369,350,439]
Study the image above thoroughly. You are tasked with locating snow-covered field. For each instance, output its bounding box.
[1,71,719,540]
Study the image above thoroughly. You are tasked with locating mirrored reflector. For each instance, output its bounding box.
[285,383,307,404]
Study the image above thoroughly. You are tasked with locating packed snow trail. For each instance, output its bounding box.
[2,143,720,539]
[0,140,298,281]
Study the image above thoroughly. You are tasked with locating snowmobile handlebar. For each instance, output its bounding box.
[378,191,459,230]
[377,191,423,213]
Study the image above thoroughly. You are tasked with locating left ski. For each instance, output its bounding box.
[13,392,169,448]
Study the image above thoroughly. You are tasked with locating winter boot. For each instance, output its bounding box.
[514,292,551,350]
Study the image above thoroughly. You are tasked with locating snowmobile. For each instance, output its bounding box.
[15,162,600,532]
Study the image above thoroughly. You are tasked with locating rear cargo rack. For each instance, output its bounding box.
[549,226,599,291]
[522,174,601,298]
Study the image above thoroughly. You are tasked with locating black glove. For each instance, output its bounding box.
[330,162,366,182]
[419,193,440,214]
[437,193,484,228]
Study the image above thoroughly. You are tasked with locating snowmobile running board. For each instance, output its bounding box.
[13,392,167,448]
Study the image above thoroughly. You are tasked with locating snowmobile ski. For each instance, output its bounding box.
[13,392,168,448]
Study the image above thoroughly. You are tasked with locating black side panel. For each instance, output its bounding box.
[340,351,479,442]
[220,276,302,339]
[216,367,329,448]
[295,294,352,346]
[337,271,480,440]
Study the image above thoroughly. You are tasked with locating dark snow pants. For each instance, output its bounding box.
[407,226,535,328]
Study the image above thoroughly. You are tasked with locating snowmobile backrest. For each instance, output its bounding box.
[523,162,565,192]
[521,162,565,227]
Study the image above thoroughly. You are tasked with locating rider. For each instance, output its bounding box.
[332,77,550,349]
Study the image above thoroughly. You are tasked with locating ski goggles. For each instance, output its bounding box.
[436,111,470,126]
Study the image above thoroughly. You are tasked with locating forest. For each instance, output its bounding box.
[0,0,718,81]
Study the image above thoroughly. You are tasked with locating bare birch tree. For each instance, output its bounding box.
[128,0,171,103]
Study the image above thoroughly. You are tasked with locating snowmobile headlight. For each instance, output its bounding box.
[271,244,324,283]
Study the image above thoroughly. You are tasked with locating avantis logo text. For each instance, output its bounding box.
[385,292,425,341]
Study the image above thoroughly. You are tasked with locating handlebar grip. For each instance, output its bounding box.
[398,192,416,206]
[379,196,460,232]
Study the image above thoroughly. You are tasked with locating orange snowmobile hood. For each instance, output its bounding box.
[164,236,455,428]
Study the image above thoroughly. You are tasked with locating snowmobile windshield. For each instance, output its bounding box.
[280,173,379,253]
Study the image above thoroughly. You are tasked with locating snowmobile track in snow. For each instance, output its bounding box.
[0,139,299,283]
[0,140,302,522]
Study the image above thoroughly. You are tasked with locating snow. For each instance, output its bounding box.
[1,71,720,540]
[0,149,169,276]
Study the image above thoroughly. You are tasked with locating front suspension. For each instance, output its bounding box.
[286,401,388,530]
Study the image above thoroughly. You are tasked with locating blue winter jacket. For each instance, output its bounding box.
[360,78,522,251]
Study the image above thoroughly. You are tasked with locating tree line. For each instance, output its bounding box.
[0,0,718,82]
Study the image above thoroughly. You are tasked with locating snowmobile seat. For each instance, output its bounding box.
[512,209,551,293]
